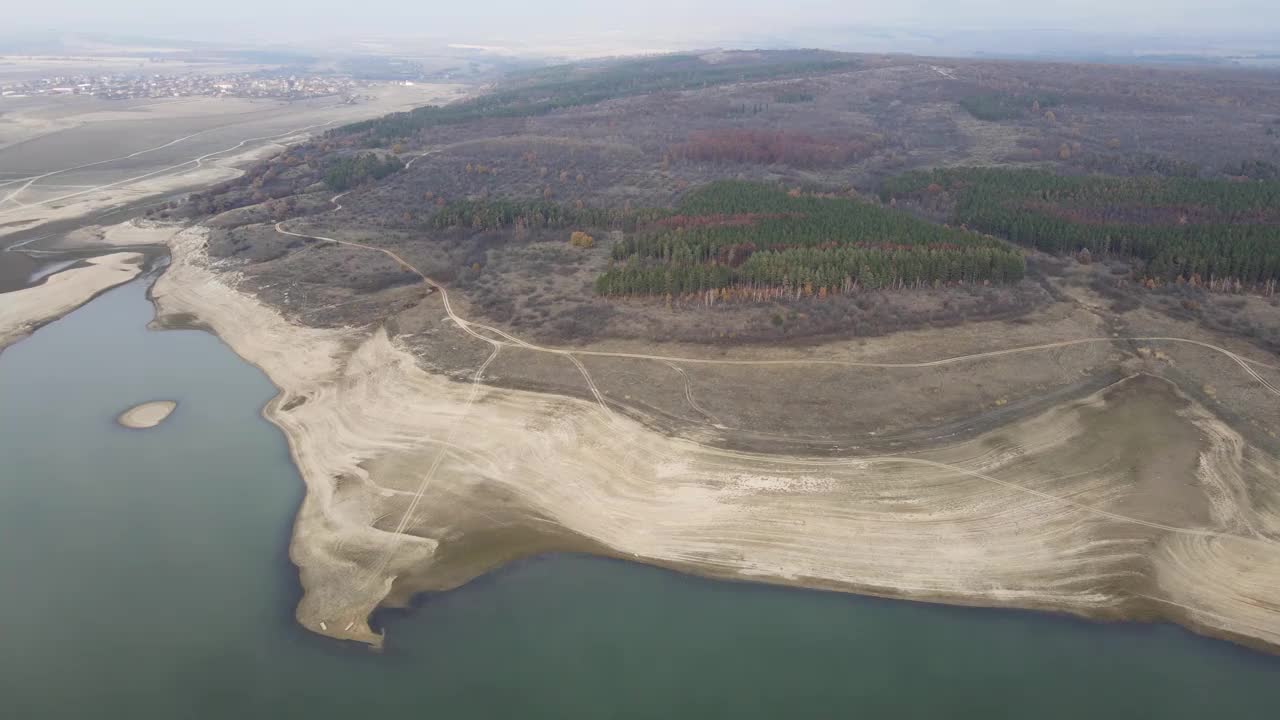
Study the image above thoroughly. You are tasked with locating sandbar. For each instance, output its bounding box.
[116,400,178,429]
[0,251,144,349]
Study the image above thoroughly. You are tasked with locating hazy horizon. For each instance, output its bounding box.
[7,0,1279,55]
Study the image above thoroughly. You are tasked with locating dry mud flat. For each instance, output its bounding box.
[0,220,183,351]
[0,83,464,245]
[0,251,145,349]
[153,226,1280,652]
[51,219,186,251]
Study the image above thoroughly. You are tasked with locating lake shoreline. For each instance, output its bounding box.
[145,224,1280,657]
[9,275,1280,717]
[0,250,160,352]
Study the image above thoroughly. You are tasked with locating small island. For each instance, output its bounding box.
[117,401,178,429]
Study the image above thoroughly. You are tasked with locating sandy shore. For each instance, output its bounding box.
[152,226,1280,653]
[0,251,145,349]
[117,400,177,429]
[51,219,186,251]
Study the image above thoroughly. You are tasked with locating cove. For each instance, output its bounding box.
[1,278,1278,719]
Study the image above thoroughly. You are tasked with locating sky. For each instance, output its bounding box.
[6,0,1278,50]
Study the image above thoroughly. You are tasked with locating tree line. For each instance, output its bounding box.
[596,244,1024,297]
[323,153,404,191]
[881,167,1280,290]
[959,92,1061,121]
[330,54,861,143]
[597,181,1025,298]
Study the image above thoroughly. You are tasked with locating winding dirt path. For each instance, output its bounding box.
[271,194,1280,587]
[0,128,219,198]
[0,118,346,220]
[274,196,1280,396]
[158,218,1280,650]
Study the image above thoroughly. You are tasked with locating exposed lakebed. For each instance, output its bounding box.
[1,278,1278,718]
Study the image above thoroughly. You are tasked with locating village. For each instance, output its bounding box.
[0,70,363,101]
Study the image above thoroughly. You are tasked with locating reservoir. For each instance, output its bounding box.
[1,278,1278,718]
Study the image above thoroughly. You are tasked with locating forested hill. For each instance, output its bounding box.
[595,181,1025,299]
[882,168,1280,292]
[323,153,404,191]
[331,52,862,143]
[178,47,1280,345]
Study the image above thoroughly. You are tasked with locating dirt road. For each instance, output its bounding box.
[250,219,1280,653]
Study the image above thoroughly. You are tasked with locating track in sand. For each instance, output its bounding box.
[249,196,1280,653]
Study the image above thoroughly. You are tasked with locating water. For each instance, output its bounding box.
[1,279,1278,719]
[26,258,79,284]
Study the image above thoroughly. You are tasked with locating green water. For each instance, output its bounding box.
[1,279,1278,719]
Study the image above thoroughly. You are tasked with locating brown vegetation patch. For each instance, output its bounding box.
[671,129,878,168]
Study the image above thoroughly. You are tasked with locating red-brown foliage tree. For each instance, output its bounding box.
[672,129,874,169]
